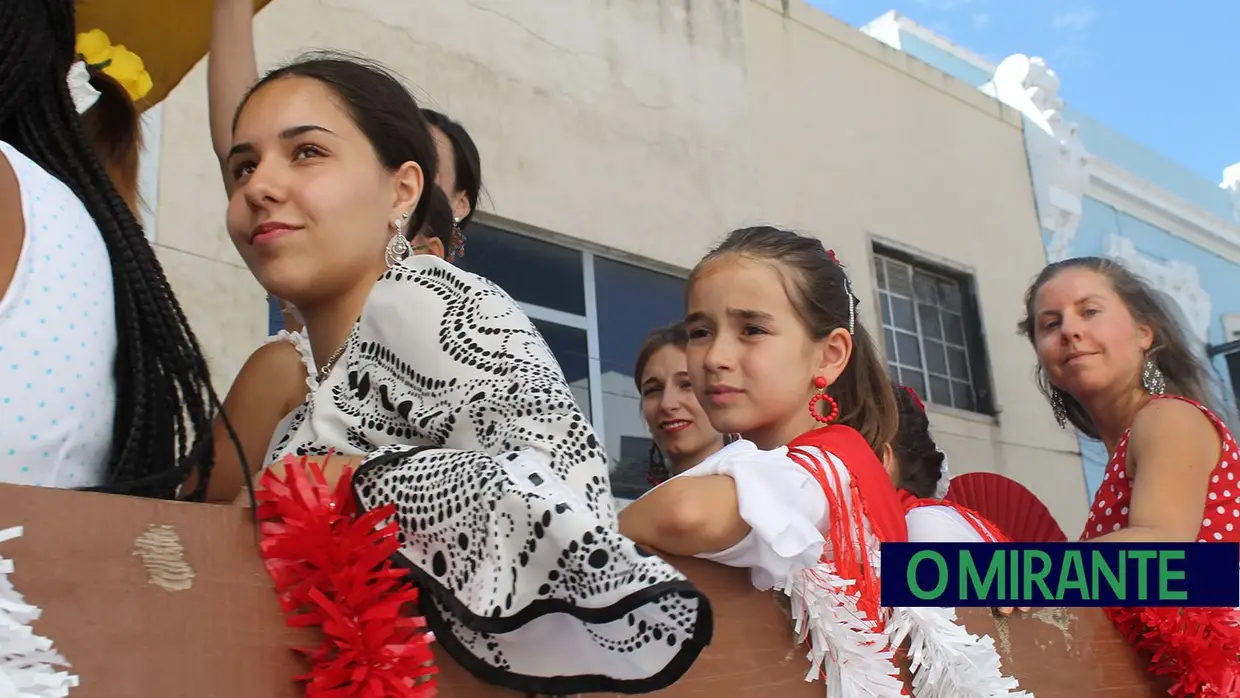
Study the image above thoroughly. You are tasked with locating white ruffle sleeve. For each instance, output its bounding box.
[658,439,907,695]
[906,504,993,543]
[669,440,828,590]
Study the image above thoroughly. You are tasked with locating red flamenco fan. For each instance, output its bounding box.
[944,472,1067,543]
[255,454,438,697]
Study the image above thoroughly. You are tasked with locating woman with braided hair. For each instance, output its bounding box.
[0,0,219,498]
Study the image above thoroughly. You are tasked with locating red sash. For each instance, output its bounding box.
[786,425,907,626]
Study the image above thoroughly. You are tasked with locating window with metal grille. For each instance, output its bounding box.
[873,248,994,414]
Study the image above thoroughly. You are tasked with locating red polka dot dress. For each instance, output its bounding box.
[1080,395,1240,697]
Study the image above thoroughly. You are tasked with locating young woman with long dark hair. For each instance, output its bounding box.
[221,51,708,694]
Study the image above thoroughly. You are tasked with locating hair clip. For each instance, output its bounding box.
[75,29,153,102]
[826,248,842,267]
[67,61,101,114]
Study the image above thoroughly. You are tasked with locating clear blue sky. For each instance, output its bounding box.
[806,0,1236,184]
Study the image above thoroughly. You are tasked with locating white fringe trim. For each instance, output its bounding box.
[265,330,318,397]
[889,606,1029,698]
[0,527,79,697]
[781,561,905,697]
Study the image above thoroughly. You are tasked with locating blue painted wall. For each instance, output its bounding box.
[892,25,1240,503]
[1064,107,1233,219]
[1061,197,1240,496]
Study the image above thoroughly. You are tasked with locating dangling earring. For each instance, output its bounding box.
[447,217,467,263]
[1050,388,1068,429]
[1142,358,1166,396]
[385,213,412,269]
[808,376,839,425]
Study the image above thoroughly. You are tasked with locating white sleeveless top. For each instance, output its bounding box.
[260,329,316,463]
[0,141,117,488]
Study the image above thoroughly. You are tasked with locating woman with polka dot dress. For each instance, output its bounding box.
[1021,256,1240,696]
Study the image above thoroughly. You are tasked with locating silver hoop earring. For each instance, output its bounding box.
[1050,388,1068,429]
[1142,358,1166,396]
[385,213,412,269]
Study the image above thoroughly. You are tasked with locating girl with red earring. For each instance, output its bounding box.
[620,228,1025,696]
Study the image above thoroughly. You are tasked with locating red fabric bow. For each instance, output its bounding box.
[256,454,439,697]
[898,385,926,413]
[825,248,841,266]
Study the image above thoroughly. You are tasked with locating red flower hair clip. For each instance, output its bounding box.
[900,385,926,413]
[826,248,842,266]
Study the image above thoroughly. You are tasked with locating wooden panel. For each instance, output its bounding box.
[0,484,1165,696]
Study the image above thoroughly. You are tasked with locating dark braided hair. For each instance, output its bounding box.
[891,386,944,499]
[1,0,221,499]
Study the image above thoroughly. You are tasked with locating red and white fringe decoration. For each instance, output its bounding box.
[1106,606,1240,697]
[889,606,1029,698]
[781,560,905,697]
[256,455,438,697]
[889,502,1027,697]
[0,527,78,697]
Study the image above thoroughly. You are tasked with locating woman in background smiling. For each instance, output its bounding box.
[634,322,730,487]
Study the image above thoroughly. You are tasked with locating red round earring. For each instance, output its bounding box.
[808,376,839,424]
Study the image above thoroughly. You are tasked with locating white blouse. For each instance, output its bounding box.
[650,437,1019,697]
[670,439,838,589]
[0,141,116,488]
[665,439,990,587]
[907,504,993,543]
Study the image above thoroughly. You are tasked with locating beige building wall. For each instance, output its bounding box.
[145,0,1087,532]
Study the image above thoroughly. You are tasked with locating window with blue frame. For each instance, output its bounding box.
[456,223,586,315]
[594,256,686,499]
[264,223,689,498]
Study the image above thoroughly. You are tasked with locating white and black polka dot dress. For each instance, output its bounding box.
[0,141,116,489]
[268,255,711,695]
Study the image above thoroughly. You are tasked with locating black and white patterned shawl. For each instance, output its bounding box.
[268,255,712,694]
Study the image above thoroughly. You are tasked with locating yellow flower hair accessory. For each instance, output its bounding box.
[75,29,153,103]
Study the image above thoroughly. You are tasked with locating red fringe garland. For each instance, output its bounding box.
[1106,606,1240,698]
[788,445,886,630]
[255,454,439,697]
